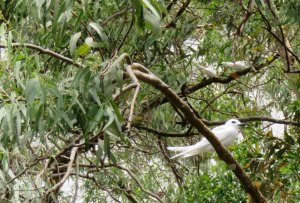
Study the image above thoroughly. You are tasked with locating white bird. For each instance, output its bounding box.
[192,61,217,78]
[167,119,244,158]
[222,61,250,70]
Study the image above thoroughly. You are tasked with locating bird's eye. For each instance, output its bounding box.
[232,121,236,123]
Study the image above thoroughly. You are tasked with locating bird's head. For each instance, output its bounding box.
[225,119,246,128]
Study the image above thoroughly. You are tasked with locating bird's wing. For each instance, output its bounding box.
[170,138,213,158]
[211,125,227,133]
[167,145,193,152]
[169,126,239,159]
[214,127,238,147]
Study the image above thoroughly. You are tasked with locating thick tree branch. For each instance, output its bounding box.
[132,68,267,202]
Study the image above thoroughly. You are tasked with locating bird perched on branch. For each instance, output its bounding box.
[192,61,217,78]
[167,119,244,158]
[222,61,250,70]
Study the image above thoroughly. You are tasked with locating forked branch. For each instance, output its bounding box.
[131,65,267,203]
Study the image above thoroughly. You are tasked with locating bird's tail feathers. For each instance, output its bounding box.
[169,143,212,159]
[167,146,191,152]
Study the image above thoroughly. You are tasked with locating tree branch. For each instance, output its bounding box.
[0,43,82,67]
[141,54,279,113]
[132,67,267,202]
[115,165,164,203]
[45,145,79,196]
[135,125,195,137]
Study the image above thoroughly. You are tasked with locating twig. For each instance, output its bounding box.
[136,125,195,137]
[113,83,137,100]
[71,154,79,203]
[7,158,46,184]
[257,8,300,65]
[45,146,79,196]
[36,159,51,183]
[165,0,192,28]
[115,165,164,203]
[203,116,300,127]
[101,8,128,26]
[0,43,82,67]
[125,65,141,131]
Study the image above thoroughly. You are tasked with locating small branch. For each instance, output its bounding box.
[165,0,192,28]
[257,8,300,66]
[115,165,164,203]
[135,125,195,137]
[71,154,79,203]
[0,43,82,67]
[7,157,46,184]
[101,8,128,27]
[125,65,141,131]
[235,0,254,36]
[113,83,137,100]
[45,146,79,196]
[36,159,51,183]
[203,116,300,127]
[157,138,183,186]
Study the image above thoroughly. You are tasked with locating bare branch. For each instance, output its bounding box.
[203,116,300,127]
[135,125,195,137]
[113,83,138,100]
[45,146,79,196]
[115,165,164,203]
[125,65,141,131]
[0,43,82,67]
[101,8,128,26]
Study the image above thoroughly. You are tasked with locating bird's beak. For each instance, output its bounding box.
[239,123,247,126]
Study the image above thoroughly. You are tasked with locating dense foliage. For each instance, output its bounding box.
[0,0,299,202]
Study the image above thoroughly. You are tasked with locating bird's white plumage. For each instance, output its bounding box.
[199,66,217,78]
[222,61,250,70]
[167,119,242,158]
[192,61,217,78]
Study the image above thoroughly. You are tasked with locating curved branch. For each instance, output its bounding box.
[45,146,79,196]
[204,116,300,127]
[142,54,279,113]
[0,43,82,67]
[132,68,267,202]
[135,125,195,137]
[115,165,164,203]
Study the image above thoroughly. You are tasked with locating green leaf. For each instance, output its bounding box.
[87,105,104,133]
[144,9,161,36]
[142,0,161,21]
[85,37,98,48]
[132,0,145,30]
[25,78,40,105]
[69,32,81,56]
[61,112,75,128]
[89,22,108,45]
[103,107,115,130]
[75,44,91,57]
[14,61,25,89]
[95,139,104,166]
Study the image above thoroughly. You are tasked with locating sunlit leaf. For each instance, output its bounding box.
[69,32,81,56]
